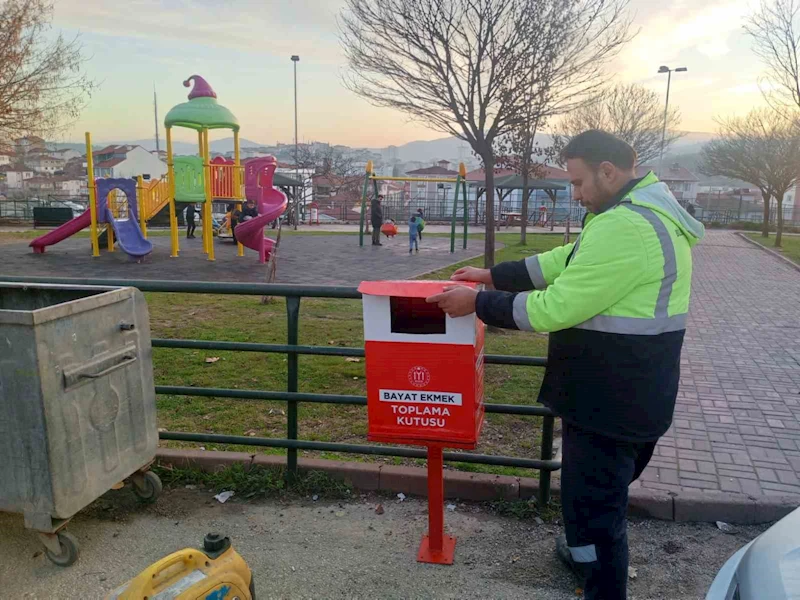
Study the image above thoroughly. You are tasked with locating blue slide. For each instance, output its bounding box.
[106,212,153,258]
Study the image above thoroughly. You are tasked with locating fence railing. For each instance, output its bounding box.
[2,276,559,504]
[0,195,88,221]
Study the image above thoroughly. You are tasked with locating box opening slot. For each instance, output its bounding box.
[390,296,446,335]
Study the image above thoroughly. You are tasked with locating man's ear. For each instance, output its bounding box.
[599,161,616,182]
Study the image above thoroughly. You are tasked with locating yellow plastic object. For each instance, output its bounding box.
[107,534,253,600]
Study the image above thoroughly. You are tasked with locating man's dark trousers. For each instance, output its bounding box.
[560,421,656,600]
[371,227,381,245]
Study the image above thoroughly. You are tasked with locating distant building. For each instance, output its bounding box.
[639,163,699,203]
[56,178,86,196]
[23,176,57,193]
[92,145,167,179]
[3,167,34,189]
[0,152,12,166]
[310,172,362,220]
[240,147,274,159]
[14,136,47,156]
[52,148,82,161]
[405,160,459,209]
[28,154,65,174]
[782,183,800,221]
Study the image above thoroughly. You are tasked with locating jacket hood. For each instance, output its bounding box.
[629,171,705,246]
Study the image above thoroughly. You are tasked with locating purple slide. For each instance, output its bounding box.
[237,156,288,263]
[30,210,92,253]
[106,214,153,258]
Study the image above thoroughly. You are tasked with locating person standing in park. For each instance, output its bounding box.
[185,203,197,239]
[426,130,704,600]
[371,194,384,246]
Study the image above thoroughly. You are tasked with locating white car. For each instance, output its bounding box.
[706,506,800,599]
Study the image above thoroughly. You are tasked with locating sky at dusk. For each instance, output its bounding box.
[52,0,769,147]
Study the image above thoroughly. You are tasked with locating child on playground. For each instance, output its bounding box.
[408,215,420,254]
[416,208,425,241]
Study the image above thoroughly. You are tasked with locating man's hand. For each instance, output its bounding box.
[450,266,493,289]
[426,285,479,318]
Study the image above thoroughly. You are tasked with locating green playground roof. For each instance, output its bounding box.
[164,97,240,132]
[484,174,566,191]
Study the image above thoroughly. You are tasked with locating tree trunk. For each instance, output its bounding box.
[761,191,770,238]
[521,170,530,246]
[483,154,496,267]
[775,197,784,247]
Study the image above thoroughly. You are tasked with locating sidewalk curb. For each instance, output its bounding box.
[156,449,799,524]
[736,231,800,273]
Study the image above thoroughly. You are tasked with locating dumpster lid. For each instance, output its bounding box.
[358,280,478,299]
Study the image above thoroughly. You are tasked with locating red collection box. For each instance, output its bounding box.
[358,280,485,450]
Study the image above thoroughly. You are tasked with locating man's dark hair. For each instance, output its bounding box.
[377,194,384,200]
[561,130,637,170]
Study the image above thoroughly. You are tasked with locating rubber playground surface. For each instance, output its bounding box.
[0,232,483,285]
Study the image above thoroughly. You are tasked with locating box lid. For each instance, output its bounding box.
[358,280,478,298]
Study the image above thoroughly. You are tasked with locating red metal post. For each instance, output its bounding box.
[417,444,455,564]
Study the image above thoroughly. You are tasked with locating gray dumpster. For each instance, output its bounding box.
[0,283,161,566]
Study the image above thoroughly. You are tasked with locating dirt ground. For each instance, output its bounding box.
[0,487,769,600]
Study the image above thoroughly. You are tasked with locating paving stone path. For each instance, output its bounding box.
[0,233,484,285]
[632,231,800,498]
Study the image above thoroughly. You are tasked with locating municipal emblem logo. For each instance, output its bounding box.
[408,366,431,388]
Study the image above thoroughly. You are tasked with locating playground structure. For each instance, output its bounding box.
[359,161,469,252]
[162,74,287,263]
[29,75,287,264]
[30,142,154,260]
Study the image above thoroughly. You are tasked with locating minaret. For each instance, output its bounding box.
[153,85,160,153]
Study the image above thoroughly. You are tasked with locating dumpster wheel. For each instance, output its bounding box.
[44,531,80,567]
[131,470,163,503]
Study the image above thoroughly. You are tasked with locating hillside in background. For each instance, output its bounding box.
[45,132,749,186]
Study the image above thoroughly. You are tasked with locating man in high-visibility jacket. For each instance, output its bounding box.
[427,130,704,600]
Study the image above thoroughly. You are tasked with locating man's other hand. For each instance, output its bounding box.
[426,286,479,318]
[450,266,493,288]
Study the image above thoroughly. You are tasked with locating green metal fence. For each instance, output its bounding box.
[4,276,560,505]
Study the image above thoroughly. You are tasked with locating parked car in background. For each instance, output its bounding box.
[706,506,800,599]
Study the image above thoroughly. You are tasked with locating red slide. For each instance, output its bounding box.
[29,210,92,254]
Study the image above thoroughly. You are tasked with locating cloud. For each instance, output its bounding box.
[618,0,749,74]
[54,0,346,64]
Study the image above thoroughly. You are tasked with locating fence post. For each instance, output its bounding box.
[538,414,555,506]
[286,296,301,479]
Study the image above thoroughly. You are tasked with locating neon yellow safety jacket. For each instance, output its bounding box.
[476,172,705,441]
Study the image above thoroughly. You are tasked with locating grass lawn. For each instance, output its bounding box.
[146,232,563,477]
[0,228,565,476]
[745,233,800,265]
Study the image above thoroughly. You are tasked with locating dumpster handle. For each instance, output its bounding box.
[78,353,137,379]
[63,345,139,389]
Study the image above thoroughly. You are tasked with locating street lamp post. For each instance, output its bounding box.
[291,55,300,230]
[657,65,687,177]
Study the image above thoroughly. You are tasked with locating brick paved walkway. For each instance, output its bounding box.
[633,231,800,498]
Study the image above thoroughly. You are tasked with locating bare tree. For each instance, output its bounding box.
[553,83,683,165]
[0,0,97,141]
[745,0,800,112]
[297,144,362,190]
[296,143,366,226]
[495,124,559,244]
[339,0,632,266]
[699,109,800,246]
